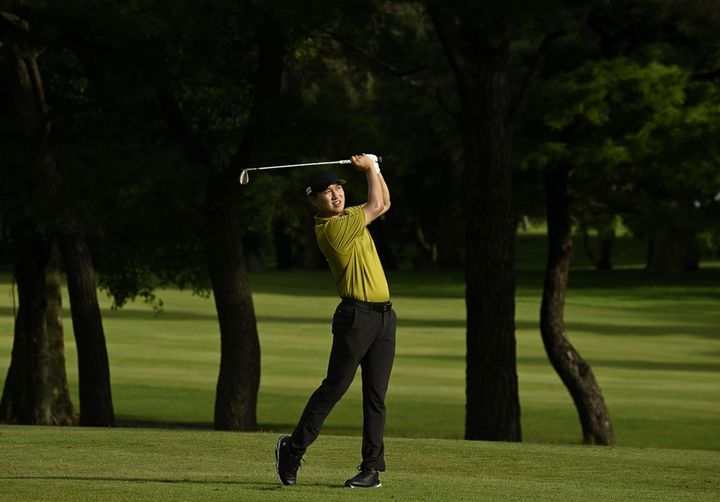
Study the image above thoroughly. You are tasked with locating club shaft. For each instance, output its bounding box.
[248,159,351,172]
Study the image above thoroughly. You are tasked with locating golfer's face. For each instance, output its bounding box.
[314,183,345,216]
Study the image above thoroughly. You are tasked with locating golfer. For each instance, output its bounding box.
[275,154,396,488]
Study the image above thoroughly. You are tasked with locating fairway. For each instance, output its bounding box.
[1,427,718,501]
[1,239,720,500]
[1,262,719,452]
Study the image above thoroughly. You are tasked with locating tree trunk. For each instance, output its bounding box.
[302,212,325,269]
[0,231,52,424]
[46,240,76,425]
[415,221,439,268]
[368,218,398,271]
[682,236,700,272]
[0,46,56,425]
[59,230,114,426]
[205,181,260,430]
[208,24,285,430]
[596,226,615,271]
[274,217,294,270]
[161,86,261,430]
[430,9,521,441]
[582,225,615,271]
[12,41,112,427]
[541,165,614,445]
[646,231,699,274]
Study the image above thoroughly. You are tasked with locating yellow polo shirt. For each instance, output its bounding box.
[314,205,390,302]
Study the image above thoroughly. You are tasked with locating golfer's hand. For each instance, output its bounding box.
[350,154,375,172]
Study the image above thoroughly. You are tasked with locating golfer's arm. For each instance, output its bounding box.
[378,172,391,211]
[363,170,388,224]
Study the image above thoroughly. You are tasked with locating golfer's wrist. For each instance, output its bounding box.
[367,154,380,174]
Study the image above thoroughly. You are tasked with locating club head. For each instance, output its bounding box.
[239,170,250,185]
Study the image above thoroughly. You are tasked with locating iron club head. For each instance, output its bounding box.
[239,169,250,185]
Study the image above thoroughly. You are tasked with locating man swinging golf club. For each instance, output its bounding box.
[275,153,396,488]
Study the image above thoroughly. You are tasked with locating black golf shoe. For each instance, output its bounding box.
[344,466,382,488]
[275,435,302,486]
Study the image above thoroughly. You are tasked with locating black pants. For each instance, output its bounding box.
[290,299,396,471]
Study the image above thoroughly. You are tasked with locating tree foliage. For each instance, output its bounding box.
[518,5,720,272]
[1,0,719,435]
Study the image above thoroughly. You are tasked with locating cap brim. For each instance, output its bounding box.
[307,178,346,196]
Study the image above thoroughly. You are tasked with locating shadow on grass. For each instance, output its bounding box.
[114,419,213,430]
[576,358,720,373]
[0,306,222,322]
[0,475,344,489]
[0,307,333,324]
[91,312,720,336]
[245,267,720,299]
[396,353,719,373]
[113,419,365,438]
[5,302,712,339]
[258,423,363,436]
[520,320,720,339]
[0,475,274,486]
[396,318,718,338]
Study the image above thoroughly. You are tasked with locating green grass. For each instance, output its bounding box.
[1,427,718,501]
[254,266,720,449]
[1,237,719,450]
[0,234,719,499]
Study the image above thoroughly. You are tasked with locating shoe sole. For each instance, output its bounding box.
[275,435,286,486]
[347,483,382,488]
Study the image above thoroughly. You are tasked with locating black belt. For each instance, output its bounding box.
[341,298,393,313]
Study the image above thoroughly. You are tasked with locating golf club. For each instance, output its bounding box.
[239,155,382,185]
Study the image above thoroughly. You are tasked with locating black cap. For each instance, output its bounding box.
[305,171,346,196]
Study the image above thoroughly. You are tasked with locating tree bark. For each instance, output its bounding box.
[7,37,112,427]
[46,240,76,425]
[205,181,260,430]
[158,30,274,428]
[429,8,521,441]
[208,24,286,430]
[59,229,114,426]
[0,231,52,424]
[541,165,614,445]
[0,44,57,425]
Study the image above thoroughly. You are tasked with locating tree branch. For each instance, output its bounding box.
[0,10,35,46]
[326,30,461,123]
[509,29,567,125]
[156,88,212,167]
[326,30,425,81]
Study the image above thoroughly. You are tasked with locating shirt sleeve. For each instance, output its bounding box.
[322,205,366,253]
